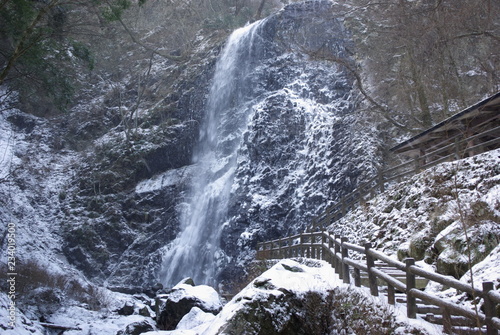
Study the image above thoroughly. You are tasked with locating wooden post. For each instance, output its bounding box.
[311,234,315,259]
[341,237,350,284]
[387,285,395,305]
[321,231,326,261]
[378,170,385,193]
[359,186,366,207]
[442,308,452,334]
[483,282,498,335]
[406,258,417,319]
[414,156,421,174]
[365,243,378,296]
[335,235,342,279]
[454,138,460,160]
[278,238,283,259]
[328,233,334,267]
[341,198,346,217]
[299,234,304,258]
[354,268,361,287]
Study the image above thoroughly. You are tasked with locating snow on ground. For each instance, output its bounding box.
[0,293,44,335]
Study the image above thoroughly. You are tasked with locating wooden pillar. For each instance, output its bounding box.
[387,285,395,305]
[321,231,326,261]
[365,243,378,296]
[442,308,452,334]
[406,258,417,319]
[414,155,421,174]
[311,234,315,259]
[454,138,461,160]
[341,237,350,284]
[378,170,385,193]
[298,233,304,257]
[278,238,283,259]
[328,233,334,267]
[335,235,342,278]
[359,186,366,206]
[354,268,361,287]
[483,282,498,335]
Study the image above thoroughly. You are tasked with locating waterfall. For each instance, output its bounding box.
[161,20,266,287]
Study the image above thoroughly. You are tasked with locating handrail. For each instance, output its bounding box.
[310,129,500,231]
[256,231,500,334]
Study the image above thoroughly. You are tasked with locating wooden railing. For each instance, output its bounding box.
[256,232,500,335]
[310,127,500,231]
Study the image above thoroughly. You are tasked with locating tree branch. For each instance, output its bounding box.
[307,47,418,132]
[114,12,184,62]
[0,0,60,85]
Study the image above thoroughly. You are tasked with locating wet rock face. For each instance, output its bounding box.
[215,1,379,288]
[26,0,378,292]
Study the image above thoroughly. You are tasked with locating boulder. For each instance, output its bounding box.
[408,230,433,261]
[155,281,222,330]
[116,301,135,316]
[116,319,155,335]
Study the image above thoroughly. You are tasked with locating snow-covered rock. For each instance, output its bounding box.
[158,259,435,335]
[156,280,223,330]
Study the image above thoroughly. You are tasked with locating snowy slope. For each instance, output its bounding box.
[328,148,500,299]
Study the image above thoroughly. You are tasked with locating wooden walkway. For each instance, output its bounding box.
[256,232,500,334]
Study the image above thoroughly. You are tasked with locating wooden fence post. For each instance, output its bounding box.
[335,235,342,279]
[387,284,395,305]
[365,243,378,296]
[442,308,452,334]
[354,267,361,287]
[454,137,460,160]
[378,170,385,193]
[311,234,316,259]
[341,237,350,284]
[277,239,282,259]
[483,281,498,335]
[321,231,326,261]
[298,233,304,257]
[328,233,334,267]
[414,156,421,174]
[359,186,366,207]
[406,258,417,319]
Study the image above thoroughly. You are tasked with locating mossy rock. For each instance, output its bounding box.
[408,230,433,261]
[397,241,410,261]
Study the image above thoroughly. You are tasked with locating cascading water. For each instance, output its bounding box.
[160,20,267,287]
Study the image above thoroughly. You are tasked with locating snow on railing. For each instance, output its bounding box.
[256,231,500,334]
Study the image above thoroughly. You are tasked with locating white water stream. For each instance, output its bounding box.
[161,20,266,287]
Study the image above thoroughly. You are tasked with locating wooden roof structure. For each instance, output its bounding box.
[391,92,500,158]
